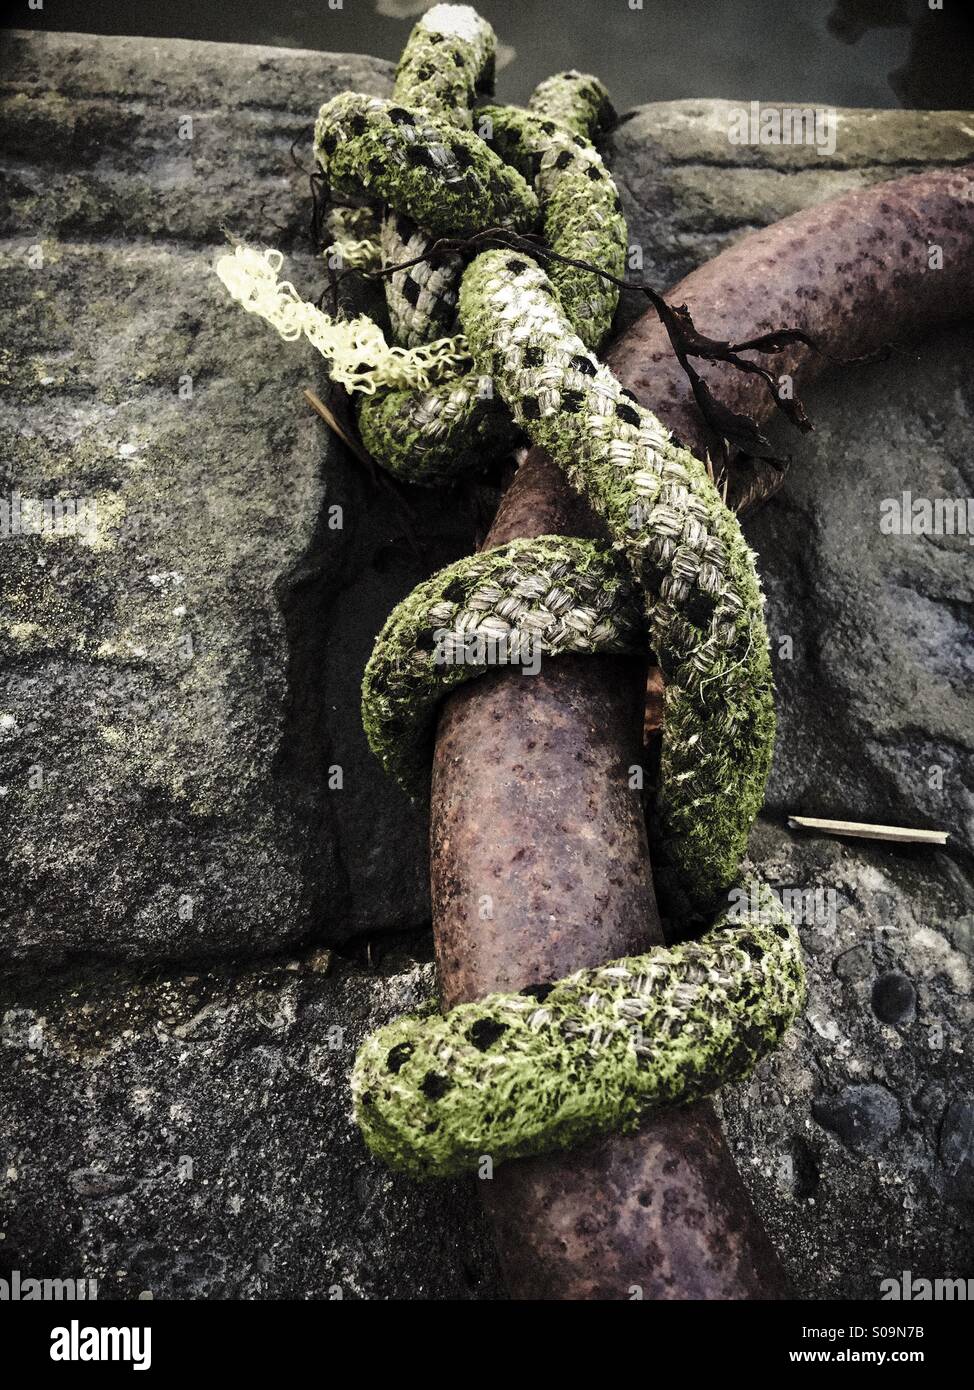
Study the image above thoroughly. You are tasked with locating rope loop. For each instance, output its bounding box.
[221,3,807,1177]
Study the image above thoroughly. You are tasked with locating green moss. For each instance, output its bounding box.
[480,103,626,350]
[314,92,538,238]
[528,70,617,141]
[393,5,496,127]
[353,887,806,1177]
[361,534,642,796]
[356,372,520,484]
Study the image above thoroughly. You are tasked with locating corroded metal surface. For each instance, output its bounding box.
[432,650,653,1012]
[430,447,790,1299]
[481,1102,788,1300]
[428,164,974,1300]
[607,164,974,465]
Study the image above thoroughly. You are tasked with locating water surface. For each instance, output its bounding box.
[8,0,973,112]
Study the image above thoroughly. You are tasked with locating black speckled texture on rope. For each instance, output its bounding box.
[320,6,629,488]
[457,251,777,922]
[379,5,493,347]
[362,534,643,792]
[354,888,803,1178]
[314,91,538,240]
[380,211,462,349]
[392,2,496,130]
[479,103,627,350]
[357,369,519,484]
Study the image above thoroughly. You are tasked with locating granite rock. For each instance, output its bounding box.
[0,32,468,965]
[715,817,973,1298]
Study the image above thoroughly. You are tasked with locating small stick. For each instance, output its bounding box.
[304,388,426,565]
[788,816,948,846]
[303,388,374,469]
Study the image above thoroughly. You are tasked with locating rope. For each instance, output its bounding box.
[219,3,806,1178]
[214,244,469,394]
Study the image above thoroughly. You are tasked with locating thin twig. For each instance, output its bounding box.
[304,388,373,468]
[303,389,426,564]
[788,816,948,846]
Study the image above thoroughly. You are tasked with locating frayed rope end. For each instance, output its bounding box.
[213,242,471,395]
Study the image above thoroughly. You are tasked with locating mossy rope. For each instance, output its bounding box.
[308,5,805,1178]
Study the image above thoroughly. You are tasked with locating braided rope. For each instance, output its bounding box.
[459,252,777,920]
[296,4,804,1177]
[314,93,538,239]
[479,102,626,349]
[346,12,626,486]
[363,535,643,792]
[379,4,496,351]
[392,3,496,130]
[529,69,618,141]
[380,210,461,348]
[355,888,803,1178]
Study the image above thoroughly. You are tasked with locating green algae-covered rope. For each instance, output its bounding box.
[313,96,538,239]
[392,1,496,130]
[355,888,804,1178]
[312,4,805,1177]
[356,369,520,485]
[336,13,624,483]
[362,534,644,792]
[479,102,626,349]
[458,251,777,920]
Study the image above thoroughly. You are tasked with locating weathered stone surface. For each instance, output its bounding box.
[0,32,470,965]
[715,818,973,1298]
[872,971,917,1025]
[812,1085,903,1155]
[750,322,974,853]
[0,31,972,1299]
[0,943,502,1299]
[939,1099,974,1204]
[0,31,397,245]
[606,99,974,324]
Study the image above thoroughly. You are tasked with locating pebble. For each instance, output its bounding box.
[871,971,917,1024]
[812,1083,901,1153]
[833,944,872,981]
[939,1098,974,1202]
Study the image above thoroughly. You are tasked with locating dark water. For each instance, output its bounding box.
[5,0,973,111]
